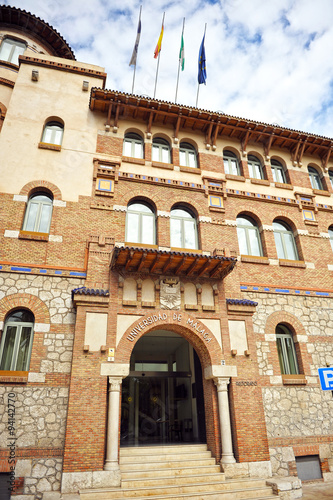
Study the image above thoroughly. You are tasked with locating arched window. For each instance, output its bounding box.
[329,227,333,252]
[308,166,323,190]
[179,142,197,168]
[0,38,26,65]
[170,207,198,249]
[23,193,53,233]
[236,216,262,256]
[248,155,264,179]
[0,310,34,371]
[152,137,171,163]
[42,121,64,146]
[126,202,155,245]
[273,220,298,260]
[276,324,299,375]
[123,133,144,159]
[223,150,240,175]
[271,160,286,183]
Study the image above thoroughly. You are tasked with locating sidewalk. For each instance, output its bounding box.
[301,480,333,499]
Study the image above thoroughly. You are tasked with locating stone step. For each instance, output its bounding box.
[119,457,217,471]
[80,479,273,499]
[81,491,276,500]
[119,444,208,456]
[120,464,221,479]
[119,450,212,464]
[121,471,226,488]
[82,445,278,500]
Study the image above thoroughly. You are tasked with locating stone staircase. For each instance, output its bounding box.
[80,444,278,500]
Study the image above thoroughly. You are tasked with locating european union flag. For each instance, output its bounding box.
[198,34,206,84]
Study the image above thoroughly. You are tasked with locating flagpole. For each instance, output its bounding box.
[175,17,185,103]
[153,12,165,99]
[196,84,200,108]
[131,5,142,94]
[132,66,136,94]
[196,23,207,108]
[154,51,161,99]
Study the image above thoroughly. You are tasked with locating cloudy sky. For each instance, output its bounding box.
[5,0,333,137]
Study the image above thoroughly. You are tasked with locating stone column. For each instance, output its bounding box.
[214,377,236,464]
[104,376,122,471]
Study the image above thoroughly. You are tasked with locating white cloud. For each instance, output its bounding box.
[5,0,333,137]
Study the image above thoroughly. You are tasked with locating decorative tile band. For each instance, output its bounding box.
[0,263,86,278]
[226,188,333,212]
[240,284,333,298]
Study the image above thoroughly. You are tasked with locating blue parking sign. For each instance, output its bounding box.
[318,367,333,390]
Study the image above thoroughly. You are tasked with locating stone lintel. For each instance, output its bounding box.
[204,364,237,380]
[100,363,130,377]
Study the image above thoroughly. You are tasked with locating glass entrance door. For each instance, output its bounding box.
[121,373,191,445]
[120,331,206,446]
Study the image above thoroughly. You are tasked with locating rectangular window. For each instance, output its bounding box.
[276,335,299,375]
[187,151,196,168]
[237,227,248,255]
[123,139,132,157]
[141,214,154,244]
[126,212,140,243]
[170,218,182,247]
[0,38,26,64]
[273,232,284,259]
[184,219,196,248]
[249,163,262,179]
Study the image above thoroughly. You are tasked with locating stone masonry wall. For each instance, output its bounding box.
[0,273,78,325]
[245,290,333,478]
[0,387,69,449]
[0,271,83,495]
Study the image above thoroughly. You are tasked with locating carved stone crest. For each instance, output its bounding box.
[160,278,181,310]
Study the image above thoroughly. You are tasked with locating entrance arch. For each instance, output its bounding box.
[104,312,236,470]
[120,330,206,446]
[116,311,223,369]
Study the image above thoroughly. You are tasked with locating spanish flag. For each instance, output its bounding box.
[154,22,164,58]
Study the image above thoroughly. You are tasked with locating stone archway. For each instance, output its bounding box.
[116,310,222,369]
[103,311,237,470]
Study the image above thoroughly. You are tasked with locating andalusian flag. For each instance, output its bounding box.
[154,22,164,58]
[179,33,184,71]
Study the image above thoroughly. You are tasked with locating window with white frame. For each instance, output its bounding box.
[271,159,286,183]
[126,202,155,245]
[179,142,197,168]
[248,155,264,179]
[276,324,299,375]
[23,193,53,233]
[308,166,323,190]
[329,227,333,252]
[123,133,144,159]
[0,310,34,371]
[170,207,198,249]
[236,216,262,256]
[42,121,64,146]
[223,150,240,175]
[152,137,171,163]
[273,220,298,260]
[0,38,26,65]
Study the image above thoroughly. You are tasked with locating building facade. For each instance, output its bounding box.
[1,5,333,498]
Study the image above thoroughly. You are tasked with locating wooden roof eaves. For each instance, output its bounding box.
[110,246,237,279]
[90,89,333,156]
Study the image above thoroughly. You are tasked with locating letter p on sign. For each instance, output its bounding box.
[318,367,333,390]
